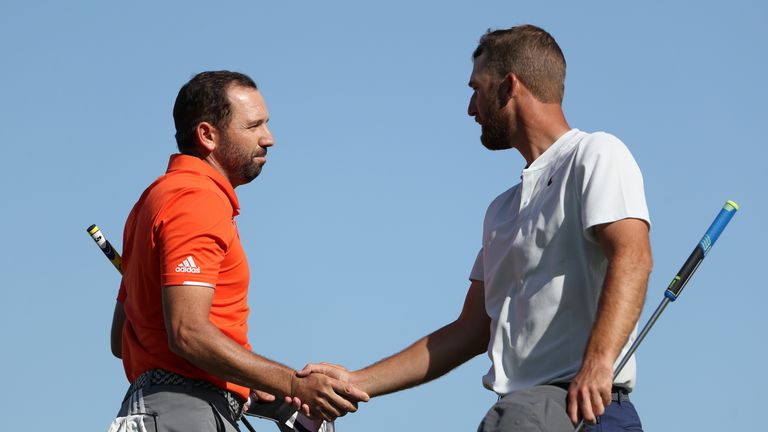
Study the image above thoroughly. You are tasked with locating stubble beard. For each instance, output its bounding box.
[219,137,263,185]
[480,101,513,151]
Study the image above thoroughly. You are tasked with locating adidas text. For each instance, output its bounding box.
[175,256,201,273]
[175,267,201,273]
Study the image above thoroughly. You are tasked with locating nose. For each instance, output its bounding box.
[467,92,478,118]
[260,126,275,148]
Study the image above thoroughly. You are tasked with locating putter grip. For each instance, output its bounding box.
[87,224,123,274]
[665,200,739,300]
[699,200,739,255]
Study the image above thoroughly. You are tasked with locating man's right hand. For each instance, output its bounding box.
[297,363,352,382]
[290,370,369,422]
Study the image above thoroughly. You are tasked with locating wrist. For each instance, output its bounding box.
[578,356,614,378]
[583,344,619,365]
[350,370,375,397]
[582,355,614,369]
[289,370,299,397]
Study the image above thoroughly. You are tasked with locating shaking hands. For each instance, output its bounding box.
[248,363,368,423]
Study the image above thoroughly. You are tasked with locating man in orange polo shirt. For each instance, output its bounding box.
[108,71,368,432]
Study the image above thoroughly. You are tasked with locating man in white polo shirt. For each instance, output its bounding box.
[299,25,652,431]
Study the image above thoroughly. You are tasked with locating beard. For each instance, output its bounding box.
[218,137,264,185]
[479,100,513,151]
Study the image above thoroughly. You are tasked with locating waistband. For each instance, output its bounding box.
[125,369,246,418]
[549,382,630,402]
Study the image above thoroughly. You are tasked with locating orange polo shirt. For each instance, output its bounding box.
[117,154,251,400]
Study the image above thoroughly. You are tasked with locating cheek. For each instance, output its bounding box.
[477,96,491,118]
[479,90,495,110]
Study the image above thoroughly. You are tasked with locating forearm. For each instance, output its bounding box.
[355,317,488,397]
[169,320,295,396]
[583,245,651,367]
[567,219,652,423]
[353,280,489,397]
[170,313,370,421]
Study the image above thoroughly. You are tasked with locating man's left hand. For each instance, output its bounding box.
[566,359,613,425]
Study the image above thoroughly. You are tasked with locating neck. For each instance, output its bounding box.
[203,153,240,188]
[513,103,571,166]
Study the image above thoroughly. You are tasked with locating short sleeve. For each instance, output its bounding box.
[469,248,484,282]
[156,188,234,288]
[578,134,650,241]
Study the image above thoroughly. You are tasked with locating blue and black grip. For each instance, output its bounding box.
[87,224,123,274]
[664,200,739,301]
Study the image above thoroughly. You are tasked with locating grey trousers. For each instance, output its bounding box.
[477,386,573,432]
[108,384,240,432]
[477,385,643,432]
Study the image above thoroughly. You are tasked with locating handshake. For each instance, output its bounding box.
[247,363,369,424]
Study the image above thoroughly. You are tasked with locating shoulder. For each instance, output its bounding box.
[574,131,637,167]
[151,173,233,221]
[159,172,229,204]
[577,131,628,155]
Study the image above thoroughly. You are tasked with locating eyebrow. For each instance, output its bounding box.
[246,118,269,127]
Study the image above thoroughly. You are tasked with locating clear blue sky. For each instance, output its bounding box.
[1,1,765,431]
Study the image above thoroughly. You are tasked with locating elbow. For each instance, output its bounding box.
[471,329,490,357]
[166,322,202,358]
[641,252,654,277]
[167,328,187,357]
[624,245,653,280]
[629,251,653,297]
[454,317,490,359]
[464,321,490,357]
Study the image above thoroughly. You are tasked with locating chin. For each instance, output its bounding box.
[239,168,262,184]
[480,136,511,151]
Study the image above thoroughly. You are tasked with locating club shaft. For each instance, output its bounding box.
[574,201,739,431]
[242,417,257,432]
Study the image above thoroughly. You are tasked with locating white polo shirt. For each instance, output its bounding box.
[470,129,650,395]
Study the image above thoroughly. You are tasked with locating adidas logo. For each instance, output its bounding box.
[175,256,201,273]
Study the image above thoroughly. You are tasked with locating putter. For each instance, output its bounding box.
[574,200,739,431]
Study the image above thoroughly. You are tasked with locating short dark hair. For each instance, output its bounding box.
[473,25,566,104]
[173,70,257,155]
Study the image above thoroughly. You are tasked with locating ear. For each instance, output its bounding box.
[497,73,517,107]
[194,122,217,155]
